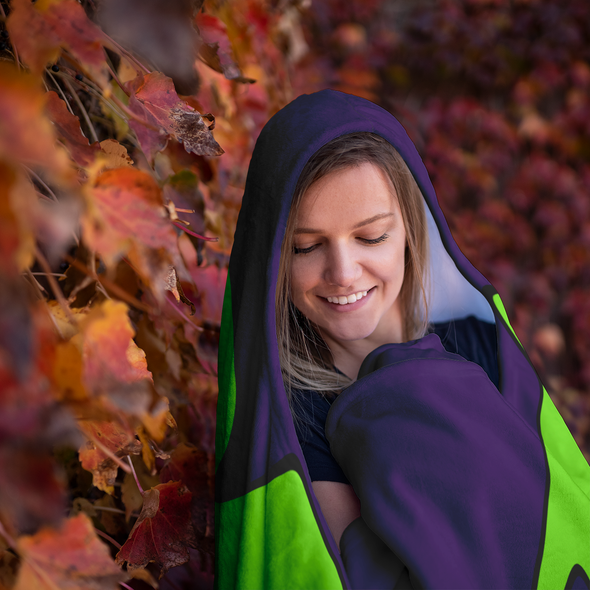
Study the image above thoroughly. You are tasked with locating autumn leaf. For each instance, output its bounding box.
[14,513,127,590]
[160,443,214,553]
[7,0,112,87]
[78,420,141,494]
[45,91,99,168]
[0,64,71,176]
[116,481,195,578]
[97,139,134,170]
[127,72,224,162]
[83,167,178,274]
[196,13,254,83]
[0,447,66,534]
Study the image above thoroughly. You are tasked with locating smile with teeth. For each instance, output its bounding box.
[326,290,368,305]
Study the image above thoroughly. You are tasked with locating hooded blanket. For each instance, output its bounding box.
[215,89,590,589]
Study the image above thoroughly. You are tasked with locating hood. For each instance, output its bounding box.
[215,89,589,589]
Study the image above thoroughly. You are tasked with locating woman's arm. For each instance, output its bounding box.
[312,481,361,550]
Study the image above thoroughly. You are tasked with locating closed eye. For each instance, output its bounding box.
[293,244,318,255]
[358,233,389,244]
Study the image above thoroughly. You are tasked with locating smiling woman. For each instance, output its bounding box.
[215,90,590,590]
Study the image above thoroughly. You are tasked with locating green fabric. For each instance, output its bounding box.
[215,470,344,590]
[493,294,523,347]
[538,386,590,589]
[495,293,590,587]
[216,274,236,471]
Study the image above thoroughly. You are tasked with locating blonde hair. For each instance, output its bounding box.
[276,133,430,415]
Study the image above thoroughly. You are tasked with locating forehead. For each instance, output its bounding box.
[295,162,398,227]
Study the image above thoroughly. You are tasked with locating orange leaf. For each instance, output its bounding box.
[45,91,99,168]
[116,481,195,578]
[7,0,111,86]
[78,420,141,494]
[15,514,127,590]
[0,64,70,175]
[127,72,224,162]
[84,167,177,267]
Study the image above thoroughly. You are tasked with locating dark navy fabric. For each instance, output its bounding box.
[295,316,498,483]
[326,334,546,589]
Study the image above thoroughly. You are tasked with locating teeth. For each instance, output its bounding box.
[327,290,369,305]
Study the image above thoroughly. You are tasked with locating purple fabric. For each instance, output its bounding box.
[326,333,546,589]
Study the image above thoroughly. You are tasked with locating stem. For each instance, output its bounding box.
[35,246,76,324]
[106,62,129,97]
[95,528,122,550]
[62,76,100,144]
[103,33,151,75]
[29,271,66,277]
[92,506,126,515]
[46,70,76,116]
[25,167,59,202]
[167,297,203,331]
[110,93,161,132]
[127,456,144,495]
[172,221,218,242]
[119,583,134,590]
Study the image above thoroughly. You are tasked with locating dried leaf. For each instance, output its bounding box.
[116,481,195,579]
[127,72,224,162]
[78,420,141,494]
[98,139,134,170]
[45,91,99,168]
[7,0,111,86]
[15,514,127,590]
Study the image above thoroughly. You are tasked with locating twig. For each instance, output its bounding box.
[29,271,66,277]
[95,528,122,550]
[46,69,76,116]
[25,167,59,202]
[62,76,100,144]
[35,246,76,324]
[119,583,134,590]
[24,268,47,298]
[103,33,151,75]
[70,76,129,124]
[172,221,218,242]
[92,506,126,515]
[127,456,144,495]
[106,62,129,97]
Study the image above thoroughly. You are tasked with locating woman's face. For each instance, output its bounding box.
[290,162,407,348]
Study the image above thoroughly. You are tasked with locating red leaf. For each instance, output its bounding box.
[84,167,177,267]
[127,72,224,162]
[15,514,127,590]
[7,0,111,86]
[116,481,196,578]
[45,91,100,167]
[160,443,215,554]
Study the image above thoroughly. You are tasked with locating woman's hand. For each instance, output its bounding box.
[312,481,361,551]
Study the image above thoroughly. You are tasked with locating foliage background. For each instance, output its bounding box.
[0,0,588,588]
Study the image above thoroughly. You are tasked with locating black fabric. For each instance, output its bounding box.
[294,315,498,483]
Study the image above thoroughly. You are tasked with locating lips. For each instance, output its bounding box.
[326,290,369,305]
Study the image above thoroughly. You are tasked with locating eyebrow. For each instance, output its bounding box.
[294,212,395,234]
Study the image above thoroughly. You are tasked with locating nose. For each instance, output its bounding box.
[324,243,362,288]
